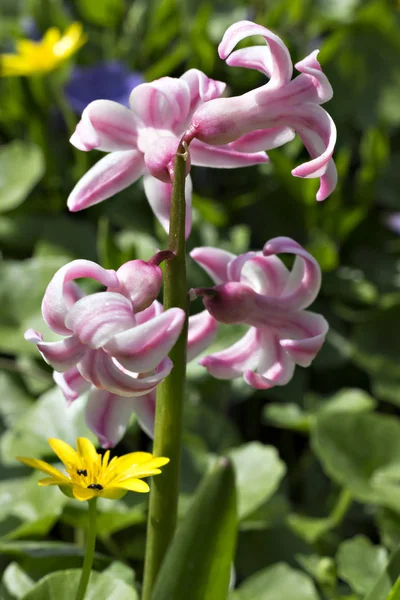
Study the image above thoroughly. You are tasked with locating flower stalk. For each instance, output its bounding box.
[74,497,97,600]
[142,143,189,600]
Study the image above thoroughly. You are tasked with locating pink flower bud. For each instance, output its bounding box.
[109,259,163,312]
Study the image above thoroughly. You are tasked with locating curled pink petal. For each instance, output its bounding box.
[130,391,156,438]
[187,311,218,361]
[229,127,295,153]
[263,237,321,310]
[190,139,268,168]
[279,311,329,367]
[24,329,86,372]
[225,46,274,77]
[63,281,85,307]
[130,78,191,131]
[190,247,236,284]
[235,255,290,296]
[85,388,137,448]
[53,366,91,404]
[70,100,138,152]
[227,251,257,282]
[109,260,162,312]
[144,136,191,183]
[180,69,226,114]
[218,20,293,86]
[65,292,136,348]
[78,351,173,397]
[67,150,144,212]
[200,328,259,379]
[143,172,192,238]
[103,308,185,373]
[42,260,118,335]
[295,50,333,104]
[256,329,295,385]
[289,104,337,179]
[135,300,163,325]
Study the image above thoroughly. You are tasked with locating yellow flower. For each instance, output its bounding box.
[17,437,169,501]
[0,23,86,77]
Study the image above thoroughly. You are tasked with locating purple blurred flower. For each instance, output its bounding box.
[386,213,400,235]
[65,61,143,113]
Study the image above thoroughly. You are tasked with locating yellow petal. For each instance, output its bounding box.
[48,438,79,468]
[113,452,156,471]
[102,450,110,468]
[72,485,96,501]
[16,457,69,481]
[112,478,150,493]
[0,55,34,77]
[54,23,86,59]
[114,468,162,483]
[76,438,98,464]
[100,487,128,500]
[38,477,71,487]
[42,27,61,48]
[15,40,37,56]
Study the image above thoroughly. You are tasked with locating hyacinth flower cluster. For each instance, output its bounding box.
[26,254,217,448]
[191,237,328,388]
[184,20,337,201]
[68,69,272,237]
[25,19,335,448]
[23,19,336,599]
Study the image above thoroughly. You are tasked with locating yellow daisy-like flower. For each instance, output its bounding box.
[0,23,86,77]
[17,437,169,501]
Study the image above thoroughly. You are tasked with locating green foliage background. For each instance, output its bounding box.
[1,0,400,598]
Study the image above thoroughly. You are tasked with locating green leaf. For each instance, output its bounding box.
[0,562,34,599]
[0,471,67,539]
[364,544,400,600]
[0,141,44,213]
[0,388,94,464]
[265,388,375,434]
[387,577,400,600]
[312,412,400,511]
[296,554,336,589]
[264,403,311,433]
[229,443,286,519]
[0,256,66,355]
[21,569,138,600]
[152,458,237,600]
[76,0,124,25]
[336,535,388,595]
[102,562,136,587]
[231,563,320,600]
[0,372,33,428]
[287,514,335,545]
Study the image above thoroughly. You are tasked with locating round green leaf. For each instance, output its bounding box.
[21,569,138,600]
[312,412,400,511]
[0,141,44,213]
[336,535,388,595]
[231,563,320,600]
[229,442,286,519]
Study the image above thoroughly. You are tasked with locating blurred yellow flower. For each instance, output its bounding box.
[0,23,86,77]
[17,437,169,501]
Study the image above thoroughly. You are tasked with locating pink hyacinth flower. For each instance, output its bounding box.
[190,237,328,390]
[54,301,218,447]
[184,21,337,201]
[25,257,186,408]
[68,69,273,238]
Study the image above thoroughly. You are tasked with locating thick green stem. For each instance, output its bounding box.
[74,498,97,600]
[142,145,188,600]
